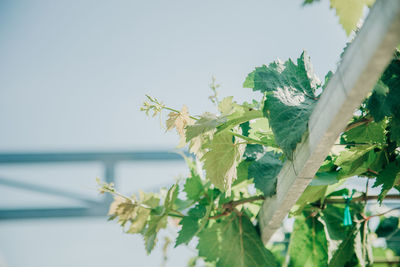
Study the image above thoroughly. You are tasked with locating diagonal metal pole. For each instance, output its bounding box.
[259,0,400,243]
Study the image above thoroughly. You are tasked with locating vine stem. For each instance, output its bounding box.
[344,117,373,132]
[230,132,267,146]
[208,195,265,220]
[367,207,400,218]
[323,194,400,203]
[163,106,198,120]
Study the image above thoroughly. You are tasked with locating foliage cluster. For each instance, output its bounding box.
[98,48,400,266]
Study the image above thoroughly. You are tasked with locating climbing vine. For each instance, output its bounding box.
[97,1,400,265]
[98,47,400,266]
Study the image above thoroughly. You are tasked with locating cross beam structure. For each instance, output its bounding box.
[259,0,400,243]
[0,151,183,220]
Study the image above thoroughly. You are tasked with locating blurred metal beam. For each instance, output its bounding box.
[0,150,185,220]
[0,151,184,164]
[0,177,101,205]
[0,206,108,220]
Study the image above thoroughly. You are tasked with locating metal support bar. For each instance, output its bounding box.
[0,151,184,164]
[0,177,100,205]
[259,0,400,243]
[0,206,108,220]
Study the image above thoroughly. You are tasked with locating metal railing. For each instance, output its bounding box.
[0,151,183,220]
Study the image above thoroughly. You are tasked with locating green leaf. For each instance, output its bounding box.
[328,225,359,267]
[288,212,328,267]
[373,159,400,203]
[329,0,372,36]
[376,217,399,238]
[248,151,283,196]
[343,120,386,145]
[184,173,204,201]
[291,185,327,215]
[216,109,263,133]
[245,51,320,158]
[234,160,253,185]
[144,214,168,254]
[367,80,390,122]
[310,172,338,186]
[202,130,244,191]
[186,113,225,142]
[175,205,206,246]
[197,221,221,262]
[198,214,277,267]
[335,145,376,178]
[243,144,265,161]
[390,117,400,145]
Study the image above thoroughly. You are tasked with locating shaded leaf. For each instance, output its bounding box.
[198,214,277,267]
[289,212,328,267]
[248,151,283,196]
[373,159,400,203]
[343,120,386,145]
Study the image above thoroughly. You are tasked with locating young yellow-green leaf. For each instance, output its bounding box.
[216,109,263,134]
[218,96,238,116]
[127,206,150,234]
[329,0,371,36]
[166,105,194,147]
[186,112,225,142]
[202,131,244,191]
[144,214,168,254]
[289,212,328,267]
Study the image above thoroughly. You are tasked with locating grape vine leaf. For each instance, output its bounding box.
[248,151,283,196]
[309,172,338,186]
[376,217,399,238]
[144,184,179,254]
[367,81,390,122]
[288,213,328,267]
[244,51,321,158]
[216,109,263,134]
[197,220,221,262]
[343,120,386,145]
[335,145,376,178]
[184,173,203,201]
[186,113,225,142]
[202,130,244,191]
[329,0,373,36]
[320,203,363,259]
[328,225,359,267]
[390,117,400,145]
[373,159,400,203]
[144,214,167,254]
[175,205,206,246]
[291,185,327,215]
[166,105,194,147]
[197,214,277,267]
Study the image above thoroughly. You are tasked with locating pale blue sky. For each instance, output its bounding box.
[0,0,348,266]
